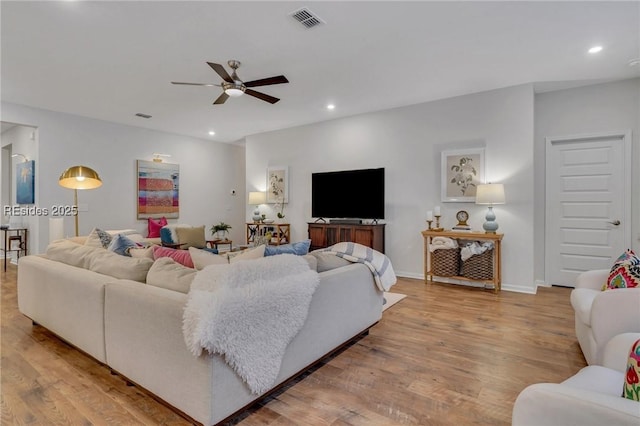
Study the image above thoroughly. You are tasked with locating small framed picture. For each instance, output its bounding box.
[441,148,485,202]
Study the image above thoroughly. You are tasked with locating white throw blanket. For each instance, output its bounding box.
[321,242,396,291]
[460,241,494,261]
[428,236,458,252]
[182,254,320,394]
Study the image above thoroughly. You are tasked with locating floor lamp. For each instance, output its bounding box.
[58,165,103,236]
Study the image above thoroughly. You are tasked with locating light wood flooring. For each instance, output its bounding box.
[1,263,586,425]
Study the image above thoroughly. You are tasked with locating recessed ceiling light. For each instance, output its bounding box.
[208,131,215,136]
[327,104,335,110]
[588,46,603,54]
[628,58,640,67]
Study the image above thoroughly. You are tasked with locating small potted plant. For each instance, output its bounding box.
[211,222,232,240]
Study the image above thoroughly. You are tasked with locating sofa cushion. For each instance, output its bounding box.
[129,246,155,259]
[47,239,104,270]
[623,339,640,401]
[188,247,228,270]
[176,225,206,249]
[152,245,194,268]
[227,244,265,264]
[89,250,154,282]
[147,216,167,238]
[562,365,626,396]
[264,240,311,256]
[85,227,112,248]
[146,257,196,294]
[570,288,600,326]
[311,251,352,273]
[46,239,153,282]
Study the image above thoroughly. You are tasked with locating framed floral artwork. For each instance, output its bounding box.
[441,148,485,202]
[266,166,288,204]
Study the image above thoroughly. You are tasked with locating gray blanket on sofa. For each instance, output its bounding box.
[182,254,320,394]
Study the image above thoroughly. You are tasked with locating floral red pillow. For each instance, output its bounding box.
[603,249,640,290]
[623,339,640,401]
[147,216,167,238]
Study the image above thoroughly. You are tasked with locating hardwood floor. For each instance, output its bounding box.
[1,263,586,425]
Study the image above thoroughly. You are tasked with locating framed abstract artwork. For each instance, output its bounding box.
[441,148,485,202]
[266,166,288,204]
[16,160,35,204]
[137,160,179,219]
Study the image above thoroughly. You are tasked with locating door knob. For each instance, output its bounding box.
[608,220,621,226]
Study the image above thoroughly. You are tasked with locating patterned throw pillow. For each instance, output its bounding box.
[603,249,640,290]
[147,216,167,238]
[84,227,113,249]
[623,339,640,401]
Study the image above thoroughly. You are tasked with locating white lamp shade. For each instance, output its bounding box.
[475,183,505,205]
[248,191,266,205]
[49,217,65,242]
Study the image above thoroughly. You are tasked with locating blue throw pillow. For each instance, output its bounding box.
[159,227,174,244]
[107,234,140,256]
[202,247,219,255]
[264,239,311,256]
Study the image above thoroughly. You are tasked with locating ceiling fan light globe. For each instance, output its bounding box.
[225,88,244,97]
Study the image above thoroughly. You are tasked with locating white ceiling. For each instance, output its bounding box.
[2,1,639,143]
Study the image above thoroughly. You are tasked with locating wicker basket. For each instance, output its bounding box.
[431,248,460,277]
[461,249,494,280]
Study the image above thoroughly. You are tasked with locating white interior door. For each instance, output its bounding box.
[545,131,631,287]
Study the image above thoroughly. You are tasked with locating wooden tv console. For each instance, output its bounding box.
[307,222,385,253]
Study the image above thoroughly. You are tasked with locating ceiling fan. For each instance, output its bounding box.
[171,60,289,105]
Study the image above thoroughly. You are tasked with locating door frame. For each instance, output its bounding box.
[544,130,632,286]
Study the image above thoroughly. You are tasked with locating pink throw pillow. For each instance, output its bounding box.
[148,217,168,238]
[152,245,194,268]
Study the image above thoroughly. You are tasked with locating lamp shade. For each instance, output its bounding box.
[475,183,505,205]
[248,191,266,205]
[58,166,103,190]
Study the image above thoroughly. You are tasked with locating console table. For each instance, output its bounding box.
[246,223,290,246]
[422,230,503,292]
[308,223,385,253]
[2,227,28,271]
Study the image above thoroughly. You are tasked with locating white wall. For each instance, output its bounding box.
[1,102,246,253]
[246,84,536,293]
[1,124,39,251]
[534,78,640,284]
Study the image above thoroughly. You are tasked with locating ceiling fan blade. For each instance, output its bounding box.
[244,75,289,88]
[171,81,220,87]
[207,62,233,83]
[245,89,280,104]
[213,92,229,105]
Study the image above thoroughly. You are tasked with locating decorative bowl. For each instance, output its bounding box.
[262,219,274,224]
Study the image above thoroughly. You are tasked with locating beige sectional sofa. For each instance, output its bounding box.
[17,240,383,425]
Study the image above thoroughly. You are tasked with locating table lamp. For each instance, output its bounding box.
[248,191,267,222]
[59,165,102,236]
[475,183,505,233]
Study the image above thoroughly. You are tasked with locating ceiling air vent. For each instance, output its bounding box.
[290,7,325,29]
[135,113,152,119]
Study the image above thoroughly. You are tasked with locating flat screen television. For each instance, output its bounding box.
[311,168,385,220]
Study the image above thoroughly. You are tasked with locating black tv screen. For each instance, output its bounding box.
[311,168,385,219]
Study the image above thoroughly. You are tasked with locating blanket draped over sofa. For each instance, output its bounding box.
[182,254,320,394]
[322,242,396,291]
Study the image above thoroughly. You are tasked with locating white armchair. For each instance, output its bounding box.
[512,333,640,426]
[570,269,640,365]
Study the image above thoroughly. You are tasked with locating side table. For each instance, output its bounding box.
[207,239,232,252]
[2,227,28,271]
